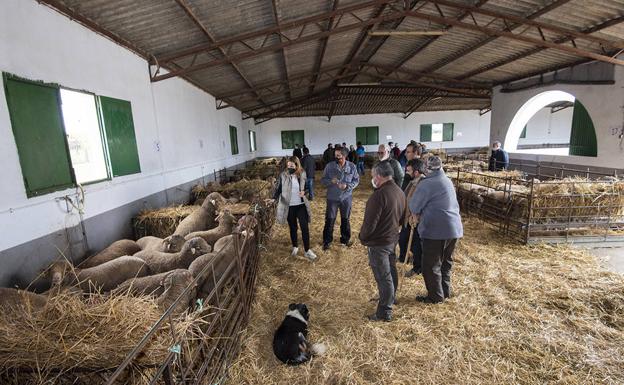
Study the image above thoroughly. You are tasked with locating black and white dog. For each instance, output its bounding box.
[272,303,326,365]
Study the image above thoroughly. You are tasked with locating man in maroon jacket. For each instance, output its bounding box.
[359,161,405,322]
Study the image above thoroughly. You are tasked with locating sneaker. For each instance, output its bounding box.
[291,247,299,257]
[304,249,317,261]
[341,239,354,248]
[415,295,442,304]
[322,243,330,251]
[365,313,391,322]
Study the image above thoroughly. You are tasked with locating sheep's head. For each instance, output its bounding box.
[163,235,185,252]
[216,210,237,226]
[45,261,72,286]
[236,215,258,234]
[182,237,211,256]
[206,192,227,205]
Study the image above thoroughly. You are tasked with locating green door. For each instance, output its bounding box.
[100,96,141,176]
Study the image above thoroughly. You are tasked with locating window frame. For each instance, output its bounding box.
[280,130,305,150]
[420,122,454,142]
[356,126,379,146]
[229,125,239,155]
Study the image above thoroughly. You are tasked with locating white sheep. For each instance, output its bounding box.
[206,191,228,206]
[235,214,259,235]
[136,234,185,253]
[173,199,218,237]
[156,269,196,315]
[135,237,211,274]
[112,269,187,297]
[185,210,237,246]
[48,256,150,292]
[78,239,142,268]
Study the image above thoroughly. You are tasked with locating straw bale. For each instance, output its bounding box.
[193,179,273,202]
[133,205,198,239]
[227,173,624,385]
[0,291,207,385]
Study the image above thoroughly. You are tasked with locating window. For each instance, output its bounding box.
[229,125,239,155]
[281,130,304,149]
[355,126,379,145]
[3,73,141,197]
[420,123,454,142]
[60,89,108,184]
[569,100,597,156]
[248,130,257,152]
[520,125,527,139]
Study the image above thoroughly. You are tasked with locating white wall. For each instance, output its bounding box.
[519,107,573,146]
[254,110,491,156]
[0,0,255,253]
[490,60,624,169]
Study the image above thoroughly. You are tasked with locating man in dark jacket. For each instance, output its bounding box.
[321,147,360,250]
[322,143,334,167]
[301,147,316,200]
[293,144,303,160]
[376,144,404,186]
[488,141,509,171]
[359,161,405,322]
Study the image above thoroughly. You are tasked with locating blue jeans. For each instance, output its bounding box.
[357,161,365,176]
[322,196,352,245]
[305,177,314,200]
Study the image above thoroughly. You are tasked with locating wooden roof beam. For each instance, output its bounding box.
[270,0,292,100]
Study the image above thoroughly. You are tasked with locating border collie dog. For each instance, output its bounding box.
[272,303,326,365]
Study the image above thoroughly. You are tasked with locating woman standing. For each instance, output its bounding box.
[273,156,317,261]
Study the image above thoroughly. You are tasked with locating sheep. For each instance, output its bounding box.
[206,191,227,206]
[78,239,142,268]
[188,248,235,301]
[235,214,259,235]
[135,237,211,274]
[156,269,196,315]
[0,288,47,311]
[112,269,187,297]
[173,199,218,237]
[136,234,185,253]
[48,256,149,292]
[213,234,236,254]
[185,210,237,246]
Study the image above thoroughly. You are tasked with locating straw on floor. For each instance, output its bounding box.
[226,173,624,384]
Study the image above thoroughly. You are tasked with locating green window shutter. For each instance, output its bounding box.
[356,127,366,144]
[252,131,257,152]
[569,100,597,157]
[293,130,305,148]
[4,75,74,197]
[442,123,454,141]
[366,126,379,145]
[229,125,239,155]
[520,125,527,139]
[420,124,432,142]
[281,130,303,149]
[99,96,141,177]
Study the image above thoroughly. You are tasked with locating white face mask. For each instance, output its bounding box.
[371,178,377,188]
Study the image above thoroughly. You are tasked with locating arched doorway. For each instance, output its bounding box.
[504,90,597,156]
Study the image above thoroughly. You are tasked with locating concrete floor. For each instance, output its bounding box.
[583,246,624,274]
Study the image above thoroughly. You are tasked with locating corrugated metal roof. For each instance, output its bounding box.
[43,0,624,121]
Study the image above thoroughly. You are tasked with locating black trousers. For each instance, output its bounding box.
[322,197,352,245]
[421,238,457,302]
[398,224,422,272]
[287,204,310,251]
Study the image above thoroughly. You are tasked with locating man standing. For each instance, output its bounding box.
[401,142,418,190]
[488,141,509,171]
[398,159,426,277]
[409,156,463,304]
[301,147,316,201]
[392,143,401,160]
[356,141,366,176]
[322,143,334,167]
[293,144,303,160]
[359,161,405,322]
[377,144,404,186]
[321,147,360,250]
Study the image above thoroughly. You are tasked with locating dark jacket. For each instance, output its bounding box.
[488,149,509,171]
[359,180,405,247]
[293,148,303,159]
[301,154,315,178]
[322,148,334,165]
[375,158,404,187]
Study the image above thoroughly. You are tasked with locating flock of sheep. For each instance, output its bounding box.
[0,191,261,316]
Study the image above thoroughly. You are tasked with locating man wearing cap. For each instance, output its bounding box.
[488,141,509,171]
[409,156,463,304]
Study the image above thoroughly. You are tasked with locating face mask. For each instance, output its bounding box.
[288,168,296,174]
[371,178,377,188]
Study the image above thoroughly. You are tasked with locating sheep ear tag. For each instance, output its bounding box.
[191,247,197,255]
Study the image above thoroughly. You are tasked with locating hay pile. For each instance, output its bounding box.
[0,291,206,384]
[192,179,273,202]
[457,170,526,188]
[133,205,198,239]
[226,173,624,384]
